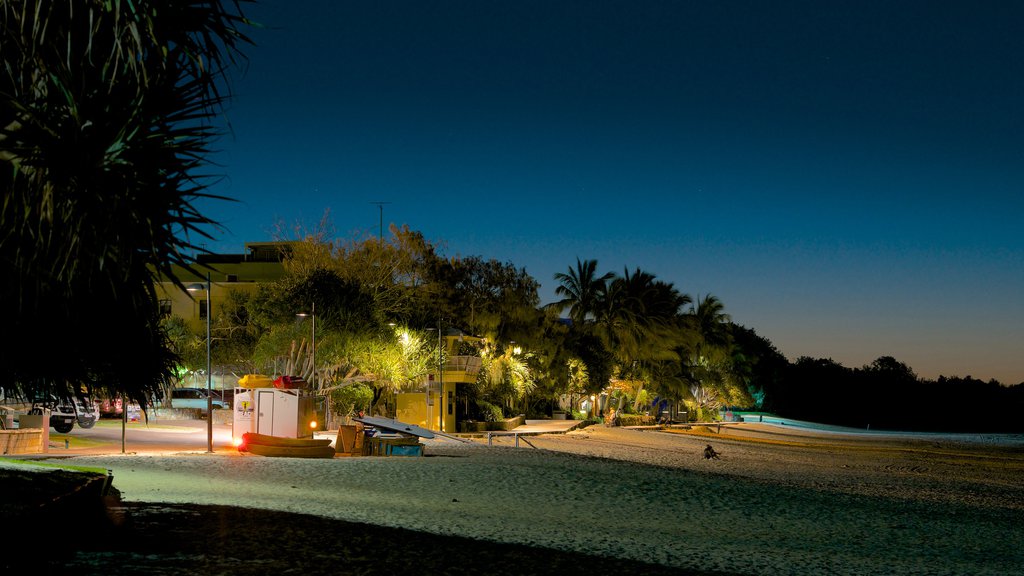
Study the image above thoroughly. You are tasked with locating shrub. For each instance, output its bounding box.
[616,414,657,427]
[331,383,373,417]
[477,400,504,422]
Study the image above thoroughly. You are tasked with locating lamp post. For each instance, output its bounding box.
[437,321,443,433]
[425,323,443,432]
[187,272,213,453]
[297,302,318,429]
[297,303,316,391]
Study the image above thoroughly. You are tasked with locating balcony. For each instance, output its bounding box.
[441,355,482,383]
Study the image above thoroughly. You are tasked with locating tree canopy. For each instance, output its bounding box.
[0,0,252,405]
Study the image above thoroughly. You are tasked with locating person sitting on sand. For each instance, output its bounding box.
[704,444,720,459]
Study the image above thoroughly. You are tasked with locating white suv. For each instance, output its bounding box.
[29,396,99,433]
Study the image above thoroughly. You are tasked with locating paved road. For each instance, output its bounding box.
[45,418,237,455]
[32,417,580,456]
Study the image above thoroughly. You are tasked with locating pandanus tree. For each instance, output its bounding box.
[0,0,252,405]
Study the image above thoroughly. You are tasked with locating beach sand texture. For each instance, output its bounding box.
[49,424,1024,575]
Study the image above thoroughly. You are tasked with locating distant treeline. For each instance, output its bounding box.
[734,327,1024,433]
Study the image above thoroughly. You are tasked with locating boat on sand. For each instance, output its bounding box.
[241,432,335,458]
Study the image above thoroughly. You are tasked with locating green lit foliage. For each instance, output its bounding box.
[478,344,536,414]
[330,383,374,419]
[0,0,252,405]
[360,327,435,395]
[475,400,505,422]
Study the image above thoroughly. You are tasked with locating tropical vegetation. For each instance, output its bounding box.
[158,222,1024,432]
[0,0,252,406]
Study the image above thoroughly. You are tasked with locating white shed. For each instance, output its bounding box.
[233,387,316,443]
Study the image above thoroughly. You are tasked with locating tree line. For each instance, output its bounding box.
[165,223,1024,431]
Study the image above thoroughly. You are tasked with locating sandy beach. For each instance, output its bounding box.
[12,422,1024,575]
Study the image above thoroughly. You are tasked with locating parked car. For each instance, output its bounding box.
[28,396,98,433]
[98,397,145,419]
[170,388,230,412]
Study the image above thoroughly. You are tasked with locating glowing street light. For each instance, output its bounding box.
[187,272,213,453]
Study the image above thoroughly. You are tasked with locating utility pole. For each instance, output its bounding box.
[370,201,391,243]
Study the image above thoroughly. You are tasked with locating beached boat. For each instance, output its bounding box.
[242,432,332,448]
[245,442,336,458]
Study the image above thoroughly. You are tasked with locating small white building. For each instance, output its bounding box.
[233,381,316,444]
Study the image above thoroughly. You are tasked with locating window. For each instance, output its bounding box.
[158,299,172,317]
[199,299,208,319]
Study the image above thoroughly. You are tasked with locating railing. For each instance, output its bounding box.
[444,355,482,375]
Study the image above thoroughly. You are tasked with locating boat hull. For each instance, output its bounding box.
[242,432,332,447]
[246,442,335,458]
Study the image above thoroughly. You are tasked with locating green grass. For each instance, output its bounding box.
[0,457,108,475]
[48,434,108,449]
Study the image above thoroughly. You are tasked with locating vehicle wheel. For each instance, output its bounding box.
[77,417,97,429]
[53,420,74,433]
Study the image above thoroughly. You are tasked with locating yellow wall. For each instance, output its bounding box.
[395,380,457,433]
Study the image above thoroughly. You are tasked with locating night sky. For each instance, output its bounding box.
[200,0,1024,384]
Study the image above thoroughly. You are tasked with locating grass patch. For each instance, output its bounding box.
[0,457,108,475]
[49,434,108,449]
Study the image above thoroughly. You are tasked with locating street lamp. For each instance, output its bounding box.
[437,322,444,432]
[187,272,213,453]
[297,302,319,428]
[426,323,443,432]
[296,302,316,392]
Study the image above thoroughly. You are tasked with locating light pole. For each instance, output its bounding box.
[437,321,443,433]
[425,323,443,432]
[297,302,318,428]
[370,201,391,243]
[297,302,316,391]
[187,272,213,453]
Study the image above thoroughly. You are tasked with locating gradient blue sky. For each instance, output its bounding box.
[199,0,1024,384]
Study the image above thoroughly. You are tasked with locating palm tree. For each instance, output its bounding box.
[691,294,732,351]
[0,1,252,405]
[683,294,754,416]
[550,258,614,324]
[596,267,692,411]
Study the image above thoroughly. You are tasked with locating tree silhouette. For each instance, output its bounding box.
[0,1,252,404]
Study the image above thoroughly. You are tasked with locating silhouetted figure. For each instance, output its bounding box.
[704,444,720,459]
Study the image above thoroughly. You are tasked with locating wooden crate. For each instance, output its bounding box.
[335,424,366,457]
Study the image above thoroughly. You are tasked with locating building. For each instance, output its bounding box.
[396,328,483,434]
[155,242,292,327]
[155,242,293,389]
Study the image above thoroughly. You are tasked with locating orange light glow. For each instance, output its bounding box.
[309,420,318,429]
[232,437,243,447]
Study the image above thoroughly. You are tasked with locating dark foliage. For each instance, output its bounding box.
[766,355,1024,432]
[0,0,251,405]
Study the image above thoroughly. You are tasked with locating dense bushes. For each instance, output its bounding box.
[615,414,657,427]
[764,356,1024,432]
